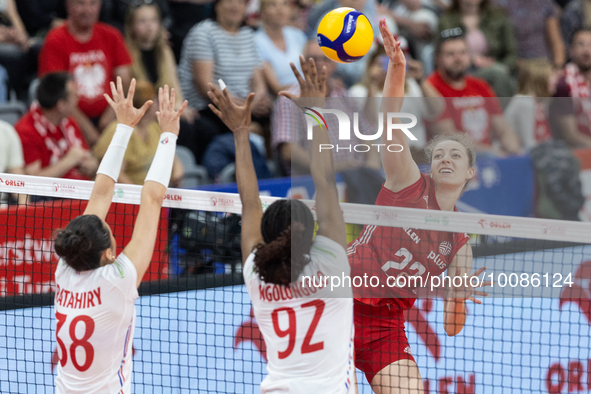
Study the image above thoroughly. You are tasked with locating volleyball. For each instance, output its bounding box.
[317,7,374,64]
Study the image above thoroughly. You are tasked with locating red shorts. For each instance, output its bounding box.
[354,300,415,384]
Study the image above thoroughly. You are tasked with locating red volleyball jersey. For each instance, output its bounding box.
[347,173,470,310]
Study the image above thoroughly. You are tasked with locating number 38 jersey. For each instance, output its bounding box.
[244,235,354,394]
[54,253,138,394]
[347,173,470,310]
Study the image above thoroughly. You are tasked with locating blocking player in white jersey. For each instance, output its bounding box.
[53,78,187,394]
[207,57,356,394]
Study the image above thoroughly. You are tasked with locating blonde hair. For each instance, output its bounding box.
[124,4,176,91]
[424,134,476,168]
[517,59,553,98]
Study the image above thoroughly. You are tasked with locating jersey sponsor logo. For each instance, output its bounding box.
[164,193,182,201]
[53,183,75,193]
[423,195,429,208]
[114,261,125,279]
[439,241,452,256]
[55,285,102,309]
[427,250,447,269]
[312,245,336,259]
[402,227,421,244]
[403,346,412,355]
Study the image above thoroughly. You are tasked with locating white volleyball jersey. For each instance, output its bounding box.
[54,253,138,394]
[244,235,354,394]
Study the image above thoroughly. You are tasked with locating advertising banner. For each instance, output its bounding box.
[0,199,169,296]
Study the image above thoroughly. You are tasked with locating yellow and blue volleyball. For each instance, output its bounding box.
[317,7,374,64]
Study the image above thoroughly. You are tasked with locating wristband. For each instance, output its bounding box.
[96,123,134,182]
[145,132,177,187]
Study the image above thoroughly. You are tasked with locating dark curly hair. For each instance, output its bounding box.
[54,215,112,271]
[254,199,315,286]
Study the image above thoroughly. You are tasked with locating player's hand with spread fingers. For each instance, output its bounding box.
[207,83,255,133]
[103,77,153,128]
[379,18,406,71]
[279,55,328,108]
[446,266,492,304]
[156,85,188,136]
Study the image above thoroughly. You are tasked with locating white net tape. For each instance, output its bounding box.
[1,173,590,243]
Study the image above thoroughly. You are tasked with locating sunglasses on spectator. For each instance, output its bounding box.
[128,0,156,7]
[440,27,464,40]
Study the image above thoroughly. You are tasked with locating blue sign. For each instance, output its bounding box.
[198,155,535,217]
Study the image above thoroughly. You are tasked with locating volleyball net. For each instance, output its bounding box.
[1,173,590,393]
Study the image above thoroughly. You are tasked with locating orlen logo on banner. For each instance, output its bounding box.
[478,219,511,229]
[211,196,234,207]
[53,183,75,193]
[164,193,182,201]
[303,108,418,153]
[0,178,25,187]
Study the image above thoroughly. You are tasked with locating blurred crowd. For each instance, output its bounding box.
[0,0,590,218]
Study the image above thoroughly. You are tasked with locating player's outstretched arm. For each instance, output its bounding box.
[443,243,491,336]
[84,77,152,220]
[207,82,262,266]
[379,19,421,192]
[280,56,347,248]
[123,86,187,287]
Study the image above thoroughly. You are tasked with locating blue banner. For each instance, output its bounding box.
[198,155,535,217]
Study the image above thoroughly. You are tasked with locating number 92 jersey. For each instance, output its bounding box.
[347,173,470,310]
[54,254,138,394]
[244,235,354,394]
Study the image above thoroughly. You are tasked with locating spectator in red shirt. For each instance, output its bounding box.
[426,29,523,156]
[15,72,98,180]
[38,0,132,146]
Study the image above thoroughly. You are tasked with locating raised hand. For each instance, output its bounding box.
[446,266,492,304]
[103,77,152,127]
[207,83,254,133]
[379,18,406,71]
[279,55,328,108]
[156,85,188,136]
